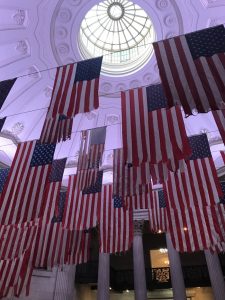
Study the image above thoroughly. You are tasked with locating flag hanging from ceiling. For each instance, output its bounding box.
[0,248,32,298]
[98,184,133,253]
[166,205,223,252]
[0,168,10,194]
[153,25,225,116]
[0,78,17,110]
[149,189,167,233]
[0,141,55,224]
[66,230,91,265]
[63,175,100,230]
[113,148,150,199]
[164,134,222,210]
[33,191,69,268]
[121,84,191,165]
[212,110,225,146]
[41,158,67,222]
[77,127,106,191]
[40,57,103,144]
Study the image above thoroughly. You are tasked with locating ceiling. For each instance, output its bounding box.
[0,0,225,185]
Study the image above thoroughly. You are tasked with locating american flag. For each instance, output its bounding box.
[0,78,16,109]
[0,168,10,194]
[40,57,103,144]
[0,141,55,224]
[121,84,191,166]
[164,134,224,252]
[0,221,38,298]
[166,205,223,252]
[0,248,32,298]
[98,184,133,253]
[66,230,91,265]
[126,191,152,210]
[63,175,100,230]
[41,158,67,222]
[153,25,225,116]
[77,127,105,191]
[149,190,167,233]
[220,181,225,204]
[164,134,222,210]
[34,191,68,268]
[40,114,73,145]
[113,148,150,199]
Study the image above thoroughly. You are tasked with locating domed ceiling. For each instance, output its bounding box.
[0,0,225,183]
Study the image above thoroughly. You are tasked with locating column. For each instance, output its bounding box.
[166,233,187,300]
[204,250,225,300]
[133,220,147,300]
[53,265,76,300]
[97,253,110,300]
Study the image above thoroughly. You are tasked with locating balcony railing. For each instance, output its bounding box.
[76,263,224,291]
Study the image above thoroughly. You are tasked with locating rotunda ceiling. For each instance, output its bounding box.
[0,0,225,183]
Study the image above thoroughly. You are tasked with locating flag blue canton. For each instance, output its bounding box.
[82,171,103,194]
[0,117,6,132]
[74,57,103,82]
[90,127,106,145]
[0,168,10,193]
[51,191,66,223]
[146,84,168,112]
[30,142,56,167]
[49,158,66,182]
[158,190,166,208]
[185,25,225,60]
[219,182,225,204]
[188,134,211,160]
[113,195,123,208]
[0,78,17,109]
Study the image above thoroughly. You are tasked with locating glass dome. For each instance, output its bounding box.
[79,0,156,75]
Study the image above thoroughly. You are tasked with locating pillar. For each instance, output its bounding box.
[166,233,187,300]
[97,253,110,300]
[53,265,76,300]
[204,250,225,300]
[133,220,147,300]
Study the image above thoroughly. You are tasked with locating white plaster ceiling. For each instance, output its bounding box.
[0,0,225,182]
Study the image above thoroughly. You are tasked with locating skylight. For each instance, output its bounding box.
[79,0,155,75]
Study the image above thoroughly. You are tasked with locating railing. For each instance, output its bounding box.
[76,263,222,291]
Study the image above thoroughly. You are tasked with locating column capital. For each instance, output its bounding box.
[134,220,145,236]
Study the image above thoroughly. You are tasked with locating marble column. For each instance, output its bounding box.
[97,253,110,300]
[133,220,147,300]
[53,265,76,300]
[204,250,225,300]
[166,233,187,300]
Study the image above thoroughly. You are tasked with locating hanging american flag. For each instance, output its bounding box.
[77,127,105,191]
[220,150,225,165]
[34,191,68,268]
[63,175,100,230]
[153,25,225,116]
[164,134,222,210]
[41,158,67,222]
[121,84,191,165]
[0,168,10,194]
[40,57,103,144]
[0,248,32,298]
[0,141,55,224]
[0,78,17,110]
[113,148,150,199]
[126,191,152,210]
[212,110,225,146]
[66,230,91,265]
[149,190,167,233]
[98,184,133,253]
